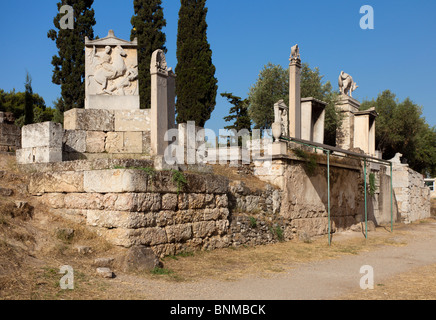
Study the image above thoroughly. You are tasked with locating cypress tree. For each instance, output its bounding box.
[24,72,34,125]
[176,0,218,127]
[131,0,167,109]
[47,0,96,112]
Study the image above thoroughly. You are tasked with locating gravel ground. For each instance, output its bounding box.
[112,221,436,300]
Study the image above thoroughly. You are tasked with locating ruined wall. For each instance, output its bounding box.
[0,112,21,152]
[392,164,431,223]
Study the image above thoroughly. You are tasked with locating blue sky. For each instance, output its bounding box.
[0,0,435,134]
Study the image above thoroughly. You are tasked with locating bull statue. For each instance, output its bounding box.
[338,71,358,98]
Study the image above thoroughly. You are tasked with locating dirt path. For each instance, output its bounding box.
[112,222,436,300]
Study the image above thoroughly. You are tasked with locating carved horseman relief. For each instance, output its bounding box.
[85,30,139,98]
[87,45,138,96]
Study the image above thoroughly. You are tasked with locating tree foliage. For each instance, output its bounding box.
[221,92,251,132]
[175,0,218,127]
[47,0,96,112]
[131,0,167,109]
[24,72,34,125]
[361,90,436,175]
[248,62,340,144]
[0,89,53,127]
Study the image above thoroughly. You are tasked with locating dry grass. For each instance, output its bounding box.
[211,164,269,192]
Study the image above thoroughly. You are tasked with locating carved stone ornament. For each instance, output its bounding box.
[150,49,168,75]
[85,30,139,97]
[290,44,301,62]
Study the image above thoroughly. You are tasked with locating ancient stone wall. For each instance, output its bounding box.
[0,112,21,152]
[392,164,431,223]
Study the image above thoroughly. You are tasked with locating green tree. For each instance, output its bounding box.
[221,92,251,132]
[361,90,436,175]
[47,0,96,111]
[175,0,218,127]
[248,62,340,144]
[24,72,34,125]
[0,88,52,127]
[248,63,288,130]
[131,0,167,109]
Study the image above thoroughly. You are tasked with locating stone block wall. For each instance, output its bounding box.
[392,164,431,223]
[63,109,151,160]
[0,112,21,152]
[30,163,231,257]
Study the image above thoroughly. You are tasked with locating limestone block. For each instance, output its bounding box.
[29,171,84,194]
[192,221,216,238]
[103,193,161,212]
[114,110,151,132]
[166,224,193,242]
[22,122,63,149]
[162,193,178,210]
[123,132,143,153]
[86,131,106,153]
[204,175,229,194]
[17,147,63,164]
[128,227,168,246]
[105,132,124,153]
[64,193,104,210]
[64,109,115,132]
[86,95,140,111]
[83,169,149,193]
[189,194,205,209]
[63,130,86,153]
[105,132,143,154]
[87,210,154,229]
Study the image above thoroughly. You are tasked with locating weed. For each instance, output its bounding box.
[151,267,174,276]
[171,170,187,194]
[249,216,257,229]
[270,225,284,242]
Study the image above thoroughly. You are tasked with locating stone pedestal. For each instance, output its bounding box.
[17,122,63,164]
[354,108,377,156]
[301,98,326,144]
[336,95,360,150]
[289,58,302,139]
[150,50,171,156]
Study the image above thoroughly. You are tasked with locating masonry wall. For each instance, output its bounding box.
[392,164,431,223]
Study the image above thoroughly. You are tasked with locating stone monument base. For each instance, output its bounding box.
[85,95,140,110]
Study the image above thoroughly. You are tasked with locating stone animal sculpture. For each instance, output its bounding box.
[338,71,358,97]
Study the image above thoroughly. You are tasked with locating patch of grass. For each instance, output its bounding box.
[171,170,187,194]
[270,225,284,242]
[151,267,174,275]
[249,216,257,229]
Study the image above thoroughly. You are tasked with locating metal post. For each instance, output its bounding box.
[390,163,393,233]
[327,150,331,246]
[364,159,368,239]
